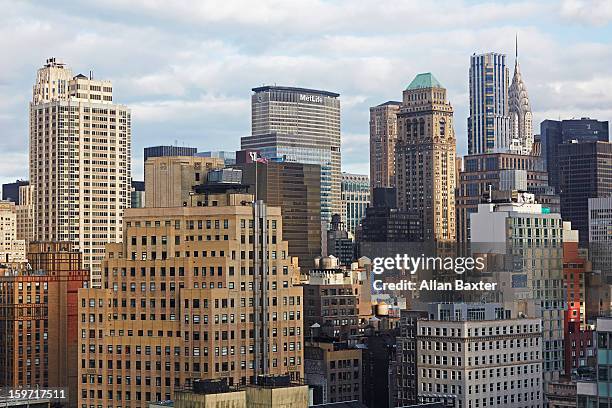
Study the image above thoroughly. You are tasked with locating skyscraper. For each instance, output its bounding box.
[589,197,612,280]
[455,151,549,242]
[540,118,609,191]
[395,73,456,242]
[467,52,511,154]
[558,141,612,245]
[508,39,534,154]
[241,86,341,228]
[29,58,131,286]
[369,101,401,190]
[236,157,322,269]
[341,172,370,237]
[1,180,29,204]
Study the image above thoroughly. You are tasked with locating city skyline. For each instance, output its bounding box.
[2,0,612,187]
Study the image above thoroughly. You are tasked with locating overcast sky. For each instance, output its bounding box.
[1,0,612,188]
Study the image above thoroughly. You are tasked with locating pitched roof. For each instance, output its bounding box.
[406,73,443,90]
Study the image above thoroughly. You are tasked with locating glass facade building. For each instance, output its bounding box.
[468,53,511,154]
[341,172,370,237]
[242,86,341,229]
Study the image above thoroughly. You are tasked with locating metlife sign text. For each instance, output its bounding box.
[299,94,323,104]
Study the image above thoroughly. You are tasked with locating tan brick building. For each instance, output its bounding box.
[395,73,456,242]
[369,101,401,191]
[78,192,304,407]
[144,156,225,208]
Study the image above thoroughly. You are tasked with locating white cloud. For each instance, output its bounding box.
[560,0,612,26]
[1,0,611,179]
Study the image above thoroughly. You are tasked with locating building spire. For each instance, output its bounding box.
[515,33,518,60]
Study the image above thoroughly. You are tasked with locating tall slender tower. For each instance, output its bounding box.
[468,52,511,154]
[395,73,456,241]
[369,101,401,190]
[509,36,534,154]
[29,58,131,286]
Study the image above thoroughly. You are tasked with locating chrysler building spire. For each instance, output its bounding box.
[508,34,533,154]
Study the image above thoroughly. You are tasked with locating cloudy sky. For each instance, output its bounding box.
[1,0,612,187]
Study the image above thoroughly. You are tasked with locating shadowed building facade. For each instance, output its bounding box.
[236,157,322,269]
[370,101,401,190]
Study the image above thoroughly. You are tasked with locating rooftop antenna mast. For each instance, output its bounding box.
[515,33,518,60]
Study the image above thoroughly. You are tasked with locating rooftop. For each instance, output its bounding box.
[376,100,402,107]
[252,85,340,98]
[406,73,443,90]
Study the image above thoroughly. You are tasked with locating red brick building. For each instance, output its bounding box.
[0,242,88,408]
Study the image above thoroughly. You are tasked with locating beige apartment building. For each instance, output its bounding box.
[78,191,304,407]
[0,201,26,263]
[369,101,401,191]
[29,58,131,286]
[144,156,225,208]
[395,73,456,241]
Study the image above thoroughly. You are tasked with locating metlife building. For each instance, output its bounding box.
[242,86,341,232]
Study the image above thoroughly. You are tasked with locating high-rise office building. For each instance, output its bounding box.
[241,86,341,228]
[1,180,29,204]
[130,180,145,208]
[508,42,534,155]
[29,58,131,286]
[395,73,456,241]
[143,145,197,161]
[370,101,401,190]
[416,303,543,408]
[236,157,322,269]
[455,152,549,242]
[78,190,304,407]
[558,141,612,245]
[341,173,370,237]
[0,242,87,408]
[588,197,612,280]
[144,155,225,208]
[540,118,609,191]
[471,192,565,382]
[0,201,26,264]
[467,53,511,155]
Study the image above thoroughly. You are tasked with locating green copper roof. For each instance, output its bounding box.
[406,73,443,90]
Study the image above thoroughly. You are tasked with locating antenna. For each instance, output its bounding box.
[515,33,518,60]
